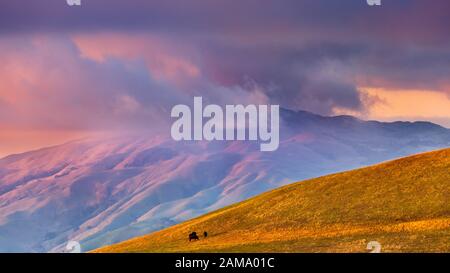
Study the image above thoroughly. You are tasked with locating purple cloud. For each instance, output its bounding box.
[0,0,449,121]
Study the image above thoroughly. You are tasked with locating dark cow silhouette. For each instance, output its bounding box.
[189,232,199,241]
[203,231,208,238]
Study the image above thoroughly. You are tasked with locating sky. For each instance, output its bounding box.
[0,0,449,157]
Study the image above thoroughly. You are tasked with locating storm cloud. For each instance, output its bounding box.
[0,0,449,132]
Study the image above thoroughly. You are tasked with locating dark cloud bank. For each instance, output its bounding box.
[0,0,449,125]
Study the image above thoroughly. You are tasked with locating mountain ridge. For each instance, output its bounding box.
[2,108,449,162]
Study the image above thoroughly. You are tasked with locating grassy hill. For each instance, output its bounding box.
[94,148,450,253]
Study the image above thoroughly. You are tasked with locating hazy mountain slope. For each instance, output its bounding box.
[0,110,449,252]
[95,148,450,253]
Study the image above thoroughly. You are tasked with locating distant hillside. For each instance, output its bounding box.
[95,148,450,253]
[1,110,449,252]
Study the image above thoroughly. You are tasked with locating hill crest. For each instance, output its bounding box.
[95,148,450,253]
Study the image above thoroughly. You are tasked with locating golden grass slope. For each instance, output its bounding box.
[95,148,450,253]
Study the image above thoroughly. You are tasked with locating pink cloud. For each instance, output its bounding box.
[72,33,201,86]
[0,35,174,133]
[0,34,270,146]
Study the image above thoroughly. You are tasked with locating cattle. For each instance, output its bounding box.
[189,232,199,241]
